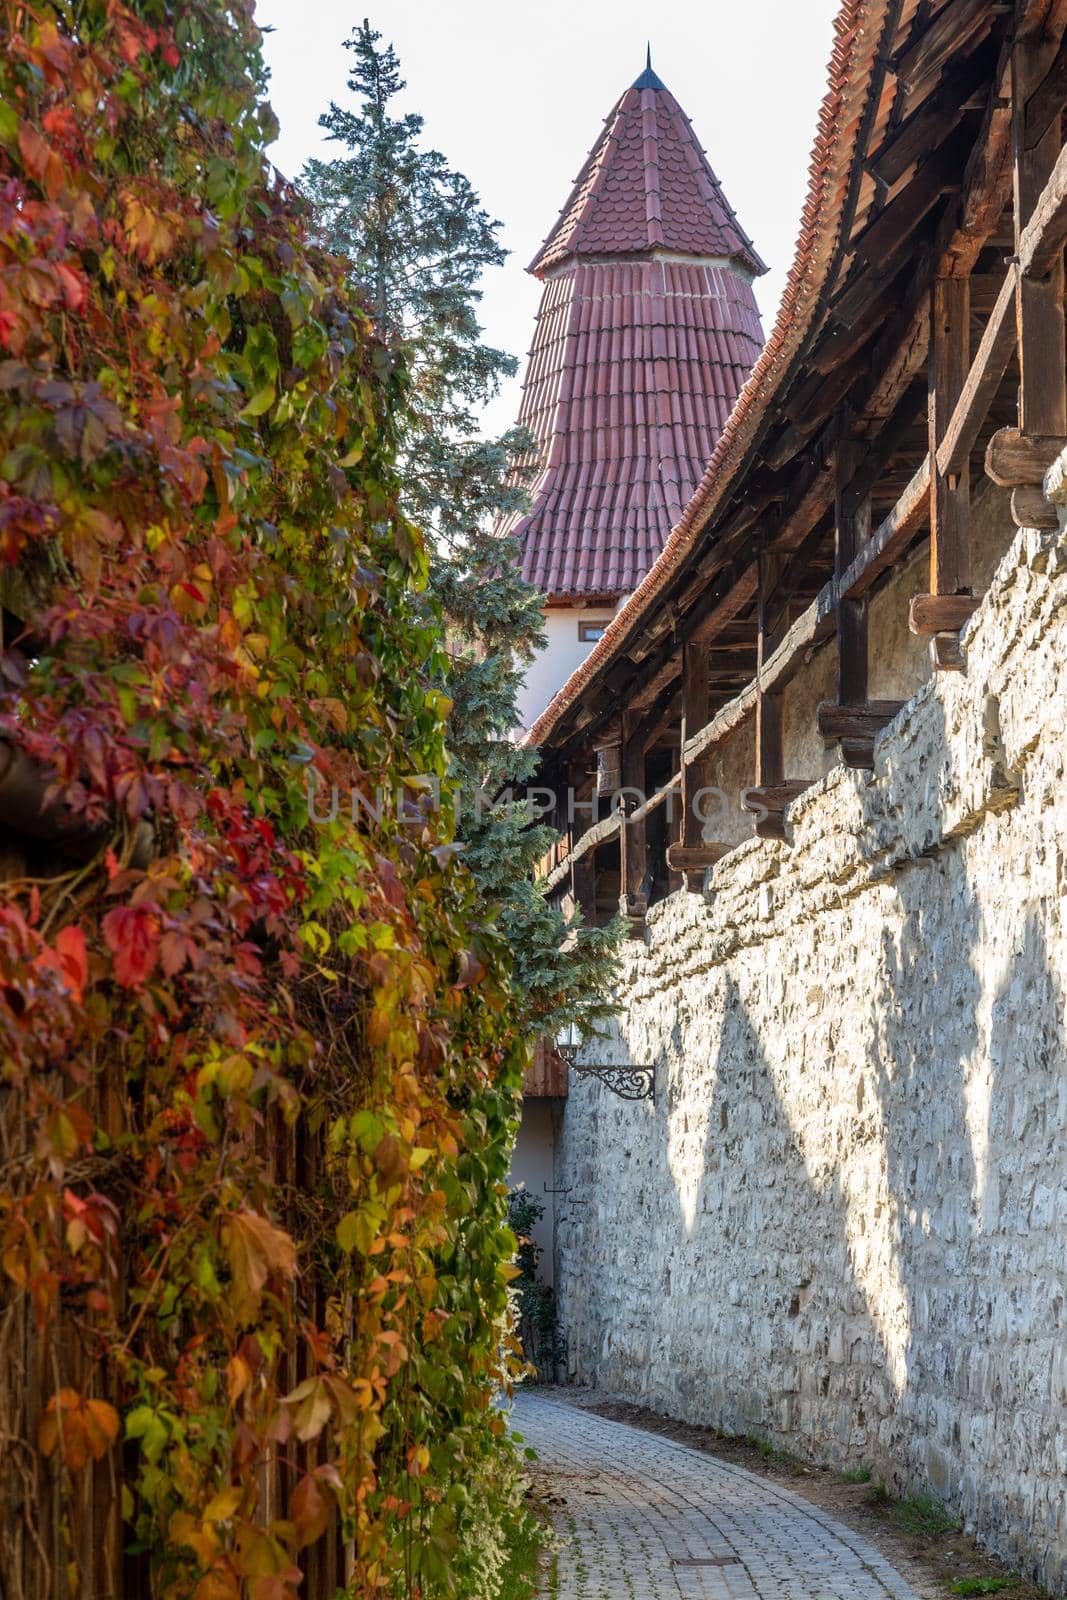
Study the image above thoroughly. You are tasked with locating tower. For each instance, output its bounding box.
[506,54,767,732]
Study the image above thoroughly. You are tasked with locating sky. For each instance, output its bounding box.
[256,0,841,435]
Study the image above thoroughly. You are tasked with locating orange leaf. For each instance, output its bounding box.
[226,1355,251,1404]
[224,1211,297,1324]
[39,1390,119,1471]
[290,1472,331,1549]
[17,123,66,199]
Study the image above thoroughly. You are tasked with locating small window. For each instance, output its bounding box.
[578,620,606,642]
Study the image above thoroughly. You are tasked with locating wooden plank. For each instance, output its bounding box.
[909,592,981,633]
[985,425,1067,483]
[936,267,1016,476]
[929,275,972,597]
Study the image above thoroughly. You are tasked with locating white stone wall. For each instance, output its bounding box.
[510,1099,560,1287]
[515,605,619,735]
[557,517,1067,1592]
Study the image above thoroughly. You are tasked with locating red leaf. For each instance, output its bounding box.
[54,925,88,1002]
[102,905,160,988]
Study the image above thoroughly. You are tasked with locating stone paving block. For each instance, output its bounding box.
[514,1392,922,1600]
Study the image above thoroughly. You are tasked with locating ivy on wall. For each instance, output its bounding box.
[0,3,529,1595]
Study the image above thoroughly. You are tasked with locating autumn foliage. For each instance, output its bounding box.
[0,3,527,1596]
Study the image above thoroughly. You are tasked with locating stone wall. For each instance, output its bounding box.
[557,514,1067,1592]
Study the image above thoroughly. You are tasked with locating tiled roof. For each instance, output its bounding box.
[505,66,765,601]
[506,259,763,597]
[524,0,889,744]
[530,71,767,278]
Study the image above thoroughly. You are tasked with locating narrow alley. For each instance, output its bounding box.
[515,1392,924,1600]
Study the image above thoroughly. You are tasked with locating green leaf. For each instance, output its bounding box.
[240,385,275,418]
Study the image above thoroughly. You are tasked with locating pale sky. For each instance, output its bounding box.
[256,0,841,435]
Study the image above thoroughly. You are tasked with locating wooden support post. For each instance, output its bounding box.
[678,637,714,892]
[667,795,683,894]
[913,275,973,671]
[1014,29,1067,439]
[618,723,647,934]
[818,437,887,767]
[744,552,810,839]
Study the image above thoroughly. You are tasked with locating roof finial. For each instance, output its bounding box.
[633,42,664,90]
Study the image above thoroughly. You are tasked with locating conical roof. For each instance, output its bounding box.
[504,62,766,603]
[530,64,766,278]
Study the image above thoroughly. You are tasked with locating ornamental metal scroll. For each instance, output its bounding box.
[568,1062,655,1101]
[554,1030,655,1102]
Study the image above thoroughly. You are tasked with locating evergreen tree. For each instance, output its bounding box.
[301,21,620,1037]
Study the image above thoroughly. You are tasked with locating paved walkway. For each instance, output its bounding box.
[513,1391,922,1600]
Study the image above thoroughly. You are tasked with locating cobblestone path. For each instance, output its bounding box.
[513,1392,922,1600]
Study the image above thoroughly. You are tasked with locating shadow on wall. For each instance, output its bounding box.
[557,679,1067,1590]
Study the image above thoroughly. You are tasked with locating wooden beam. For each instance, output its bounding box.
[835,440,870,691]
[1010,482,1060,525]
[618,724,647,932]
[985,425,1067,482]
[893,0,995,93]
[679,637,712,891]
[928,276,973,617]
[1024,32,1067,149]
[665,842,731,873]
[816,701,904,740]
[909,593,981,634]
[873,51,990,186]
[936,267,1016,476]
[741,780,813,840]
[1019,138,1067,276]
[1014,30,1067,436]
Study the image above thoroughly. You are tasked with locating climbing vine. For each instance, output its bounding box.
[0,3,528,1596]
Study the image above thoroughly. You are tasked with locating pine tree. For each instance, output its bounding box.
[301,21,620,1037]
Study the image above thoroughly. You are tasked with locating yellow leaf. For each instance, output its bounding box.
[204,1485,243,1523]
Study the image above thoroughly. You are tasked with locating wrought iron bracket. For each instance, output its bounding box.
[567,1061,656,1102]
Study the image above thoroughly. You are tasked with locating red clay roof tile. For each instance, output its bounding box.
[505,68,765,601]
